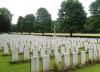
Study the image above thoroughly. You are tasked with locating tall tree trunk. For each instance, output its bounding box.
[70,29,73,37]
[70,32,72,37]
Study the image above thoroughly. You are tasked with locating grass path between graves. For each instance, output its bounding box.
[0,50,100,72]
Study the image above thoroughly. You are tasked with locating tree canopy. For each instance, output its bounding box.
[1,0,100,34]
[0,8,12,32]
[89,0,100,16]
[84,0,100,33]
[85,15,100,33]
[35,8,52,34]
[17,14,35,34]
[22,14,35,34]
[17,16,23,33]
[58,0,87,35]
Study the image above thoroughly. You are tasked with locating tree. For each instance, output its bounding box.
[0,8,12,32]
[21,14,35,34]
[84,0,100,33]
[58,0,87,36]
[35,8,52,35]
[89,0,100,16]
[17,16,23,34]
[85,16,100,33]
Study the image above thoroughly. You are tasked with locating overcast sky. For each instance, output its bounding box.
[0,0,95,24]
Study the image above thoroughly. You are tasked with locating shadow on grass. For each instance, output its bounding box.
[9,60,30,64]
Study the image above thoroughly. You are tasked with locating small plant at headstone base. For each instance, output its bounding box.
[69,65,76,70]
[52,60,58,72]
[0,46,3,51]
[97,56,100,63]
[58,46,61,51]
[88,59,92,65]
[2,54,9,56]
[9,59,30,64]
[50,52,54,58]
[0,50,2,52]
[94,55,100,63]
[63,63,70,72]
[75,64,83,69]
[69,64,81,71]
[55,62,70,72]
[18,51,23,55]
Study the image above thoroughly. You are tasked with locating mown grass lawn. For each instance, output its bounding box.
[0,51,30,72]
[73,63,100,72]
[0,48,100,72]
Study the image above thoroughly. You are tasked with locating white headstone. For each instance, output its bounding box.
[88,50,93,61]
[31,56,39,72]
[71,46,75,52]
[12,49,18,62]
[93,49,98,61]
[30,45,34,53]
[24,48,29,60]
[33,48,38,57]
[98,49,100,61]
[54,46,58,54]
[66,47,69,53]
[47,48,51,55]
[55,54,61,64]
[3,46,8,55]
[10,45,15,51]
[81,51,86,64]
[64,52,70,67]
[72,52,78,66]
[19,45,24,54]
[61,46,65,56]
[43,55,50,72]
[97,44,100,50]
[40,48,45,58]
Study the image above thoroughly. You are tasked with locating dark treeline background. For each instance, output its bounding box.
[0,0,100,35]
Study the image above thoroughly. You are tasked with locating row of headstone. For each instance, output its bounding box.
[3,42,100,61]
[30,49,100,72]
[11,48,30,62]
[0,34,100,53]
[31,55,50,72]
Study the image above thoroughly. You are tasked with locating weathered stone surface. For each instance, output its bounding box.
[24,48,29,60]
[12,49,18,62]
[72,52,78,66]
[81,51,86,64]
[31,56,39,72]
[43,55,50,72]
[64,52,70,67]
[33,48,38,57]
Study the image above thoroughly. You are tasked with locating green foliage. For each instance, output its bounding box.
[84,15,100,33]
[53,60,59,72]
[89,0,100,16]
[35,7,52,33]
[21,14,35,34]
[17,16,23,32]
[0,7,12,32]
[17,14,35,34]
[84,0,100,33]
[58,0,87,34]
